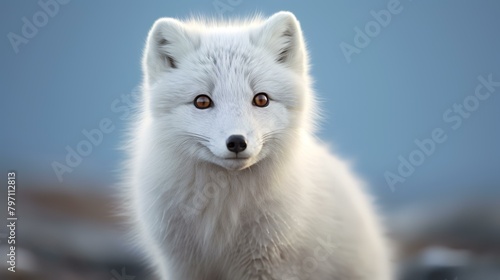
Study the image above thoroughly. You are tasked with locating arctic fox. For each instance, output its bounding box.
[125,11,392,280]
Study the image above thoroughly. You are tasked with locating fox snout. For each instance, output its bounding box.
[226,134,247,153]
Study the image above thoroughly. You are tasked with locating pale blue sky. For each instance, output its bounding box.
[1,0,500,209]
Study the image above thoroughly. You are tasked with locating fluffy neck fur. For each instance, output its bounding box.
[135,123,310,259]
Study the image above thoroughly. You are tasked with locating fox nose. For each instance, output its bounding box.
[226,135,247,153]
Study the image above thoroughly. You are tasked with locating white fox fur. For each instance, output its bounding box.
[124,11,392,280]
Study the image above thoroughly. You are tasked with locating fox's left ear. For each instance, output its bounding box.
[143,18,199,84]
[251,11,307,74]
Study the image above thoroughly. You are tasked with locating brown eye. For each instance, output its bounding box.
[253,93,269,107]
[194,95,212,109]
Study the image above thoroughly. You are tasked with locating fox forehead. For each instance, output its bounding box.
[205,46,252,72]
[196,39,255,80]
[180,39,276,94]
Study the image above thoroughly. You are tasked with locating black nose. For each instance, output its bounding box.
[226,135,247,153]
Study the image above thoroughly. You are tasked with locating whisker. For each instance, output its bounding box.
[182,132,211,143]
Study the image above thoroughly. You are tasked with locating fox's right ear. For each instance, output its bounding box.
[250,12,307,74]
[143,18,199,83]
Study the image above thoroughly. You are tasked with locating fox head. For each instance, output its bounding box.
[141,12,316,171]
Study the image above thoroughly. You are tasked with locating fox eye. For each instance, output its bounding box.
[194,95,212,109]
[253,93,269,107]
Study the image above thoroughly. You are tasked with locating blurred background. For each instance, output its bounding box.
[1,0,500,279]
